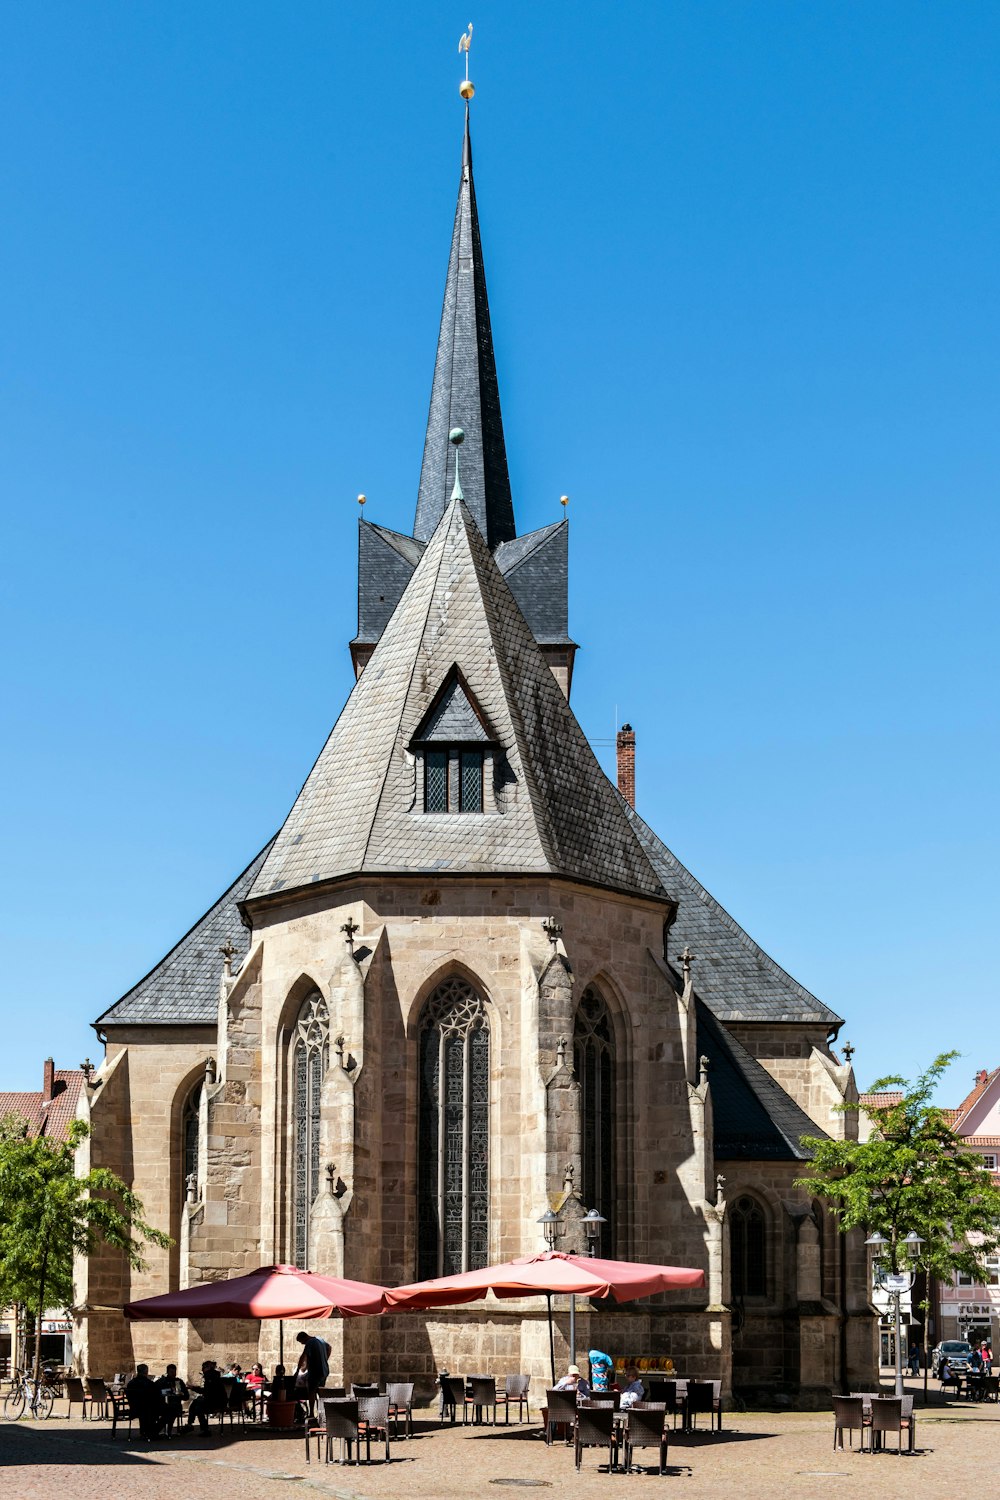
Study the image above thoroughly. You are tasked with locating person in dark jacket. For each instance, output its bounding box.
[294,1331,330,1416]
[125,1363,164,1440]
[186,1360,227,1433]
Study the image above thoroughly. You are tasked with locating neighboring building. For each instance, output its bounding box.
[75,104,876,1405]
[0,1059,84,1372]
[936,1068,1000,1349]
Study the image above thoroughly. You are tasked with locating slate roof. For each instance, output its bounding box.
[414,110,515,551]
[697,1001,822,1161]
[250,499,669,903]
[626,805,842,1028]
[95,842,273,1028]
[0,1070,84,1142]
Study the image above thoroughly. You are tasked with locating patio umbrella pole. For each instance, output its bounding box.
[546,1292,555,1385]
[569,1293,576,1367]
[279,1319,284,1367]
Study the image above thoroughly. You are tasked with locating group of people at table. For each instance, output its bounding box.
[120,1331,332,1439]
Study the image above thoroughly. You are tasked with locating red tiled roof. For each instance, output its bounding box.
[0,1070,83,1143]
[953,1067,1000,1127]
[860,1091,904,1109]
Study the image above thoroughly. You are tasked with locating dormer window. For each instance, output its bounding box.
[424,748,484,813]
[412,668,498,817]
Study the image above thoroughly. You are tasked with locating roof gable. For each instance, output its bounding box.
[412,668,494,744]
[697,1001,823,1161]
[250,500,669,902]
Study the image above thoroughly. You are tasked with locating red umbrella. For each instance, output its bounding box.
[384,1251,705,1382]
[124,1264,388,1321]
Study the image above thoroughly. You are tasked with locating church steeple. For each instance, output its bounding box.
[413,109,516,550]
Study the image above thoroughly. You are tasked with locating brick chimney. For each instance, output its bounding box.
[976,1069,989,1086]
[616,723,636,808]
[42,1057,55,1102]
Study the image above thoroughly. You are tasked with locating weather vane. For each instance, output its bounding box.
[458,23,474,100]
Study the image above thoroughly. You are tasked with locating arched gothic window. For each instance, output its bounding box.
[293,990,330,1268]
[730,1195,767,1298]
[182,1082,202,1201]
[417,977,490,1278]
[574,986,615,1256]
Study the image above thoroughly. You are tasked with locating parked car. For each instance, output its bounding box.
[932,1340,973,1375]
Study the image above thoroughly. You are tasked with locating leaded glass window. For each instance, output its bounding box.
[730,1195,767,1298]
[459,751,483,812]
[293,990,329,1268]
[574,986,615,1257]
[425,750,448,812]
[417,977,490,1277]
[422,749,484,813]
[182,1082,202,1201]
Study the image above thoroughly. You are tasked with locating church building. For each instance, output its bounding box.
[76,104,876,1405]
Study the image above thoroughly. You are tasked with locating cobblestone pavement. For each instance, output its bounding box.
[2,1394,997,1500]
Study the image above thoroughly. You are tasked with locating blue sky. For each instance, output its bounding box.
[2,2,997,1101]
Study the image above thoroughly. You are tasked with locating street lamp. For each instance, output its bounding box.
[865,1229,924,1398]
[582,1209,608,1258]
[537,1210,560,1250]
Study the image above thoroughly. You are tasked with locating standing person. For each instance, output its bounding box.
[294,1330,330,1417]
[908,1345,921,1378]
[587,1350,614,1393]
[982,1341,993,1374]
[125,1363,164,1440]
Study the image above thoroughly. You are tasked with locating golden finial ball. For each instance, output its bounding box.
[560,495,569,508]
[460,79,475,100]
[357,494,366,507]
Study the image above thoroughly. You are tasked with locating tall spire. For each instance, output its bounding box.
[413,108,516,550]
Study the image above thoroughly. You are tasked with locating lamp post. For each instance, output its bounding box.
[866,1228,924,1398]
[582,1208,608,1258]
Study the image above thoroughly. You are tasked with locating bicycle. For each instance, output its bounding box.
[3,1368,54,1421]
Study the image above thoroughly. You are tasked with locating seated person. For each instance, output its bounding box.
[554,1363,591,1396]
[125,1363,164,1440]
[619,1365,645,1409]
[186,1359,227,1433]
[155,1363,189,1429]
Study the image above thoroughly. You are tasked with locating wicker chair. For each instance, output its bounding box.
[64,1376,91,1420]
[465,1375,498,1425]
[323,1398,361,1465]
[357,1394,392,1462]
[496,1373,530,1423]
[386,1381,414,1438]
[686,1380,722,1433]
[623,1404,668,1475]
[440,1374,465,1424]
[832,1395,867,1452]
[649,1378,687,1429]
[871,1396,904,1455]
[544,1388,578,1446]
[85,1377,111,1420]
[574,1405,617,1473]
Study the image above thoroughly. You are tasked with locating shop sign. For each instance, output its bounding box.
[41,1320,71,1333]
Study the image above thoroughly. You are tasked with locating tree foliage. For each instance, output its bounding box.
[796,1052,1000,1280]
[0,1114,171,1378]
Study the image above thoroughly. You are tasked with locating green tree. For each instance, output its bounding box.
[796,1053,1000,1277]
[0,1114,171,1380]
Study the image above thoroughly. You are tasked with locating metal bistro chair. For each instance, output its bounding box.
[440,1374,466,1425]
[833,1395,867,1451]
[624,1404,668,1476]
[465,1375,498,1425]
[686,1380,722,1433]
[357,1394,392,1463]
[574,1404,618,1473]
[496,1373,530,1423]
[871,1396,904,1455]
[85,1377,111,1421]
[386,1382,414,1439]
[544,1388,578,1446]
[64,1376,92,1420]
[323,1398,361,1465]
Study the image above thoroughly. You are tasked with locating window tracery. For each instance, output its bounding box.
[417,977,490,1277]
[293,990,329,1268]
[182,1082,202,1201]
[730,1195,767,1298]
[574,986,615,1256]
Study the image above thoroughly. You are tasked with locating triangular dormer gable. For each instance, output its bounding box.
[411,668,496,746]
